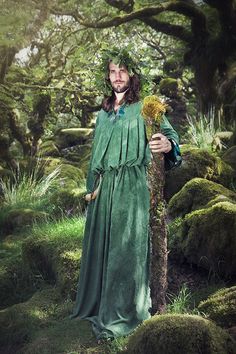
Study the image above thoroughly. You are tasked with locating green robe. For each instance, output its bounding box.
[71,101,180,340]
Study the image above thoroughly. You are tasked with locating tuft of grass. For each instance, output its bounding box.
[29,215,85,241]
[166,284,192,314]
[185,109,224,151]
[0,162,60,212]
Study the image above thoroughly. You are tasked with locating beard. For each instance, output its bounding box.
[111,80,130,93]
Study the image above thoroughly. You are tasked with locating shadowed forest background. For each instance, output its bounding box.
[0,0,236,353]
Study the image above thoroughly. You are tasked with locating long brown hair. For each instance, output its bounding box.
[102,66,141,112]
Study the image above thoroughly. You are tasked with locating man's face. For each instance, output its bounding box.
[109,62,130,93]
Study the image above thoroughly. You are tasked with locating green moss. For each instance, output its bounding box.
[54,128,93,149]
[168,177,236,218]
[159,78,182,98]
[44,161,85,189]
[38,140,60,157]
[0,234,37,309]
[198,286,236,328]
[2,208,48,234]
[126,314,235,354]
[22,217,85,299]
[169,202,236,279]
[222,145,236,170]
[165,148,234,201]
[49,186,86,216]
[0,285,120,354]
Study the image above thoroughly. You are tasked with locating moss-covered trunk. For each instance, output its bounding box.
[148,147,167,315]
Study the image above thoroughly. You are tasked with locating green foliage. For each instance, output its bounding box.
[0,0,38,46]
[166,284,192,314]
[0,162,60,211]
[95,45,143,95]
[29,215,85,241]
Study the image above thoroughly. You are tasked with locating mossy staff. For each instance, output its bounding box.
[142,96,170,314]
[71,47,181,341]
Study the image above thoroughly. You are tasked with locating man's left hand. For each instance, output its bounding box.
[149,133,172,153]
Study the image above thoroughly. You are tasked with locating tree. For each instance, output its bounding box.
[54,0,236,124]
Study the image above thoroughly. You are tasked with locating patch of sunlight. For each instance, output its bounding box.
[61,249,82,261]
[29,309,48,320]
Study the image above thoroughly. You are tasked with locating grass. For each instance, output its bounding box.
[0,215,86,309]
[0,162,60,211]
[29,215,85,241]
[185,109,224,151]
[166,284,192,314]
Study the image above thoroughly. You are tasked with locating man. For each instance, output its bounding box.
[71,48,181,341]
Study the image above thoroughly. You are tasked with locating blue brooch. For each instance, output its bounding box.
[108,106,125,122]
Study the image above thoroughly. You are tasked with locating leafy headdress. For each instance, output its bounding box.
[96,47,142,95]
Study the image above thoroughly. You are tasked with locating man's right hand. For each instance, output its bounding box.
[85,187,99,202]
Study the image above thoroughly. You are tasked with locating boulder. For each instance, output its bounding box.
[222,145,236,171]
[54,128,93,149]
[0,287,64,348]
[0,234,35,309]
[168,201,236,279]
[2,208,48,234]
[0,286,99,354]
[165,148,234,201]
[168,177,236,218]
[126,314,235,354]
[198,286,236,328]
[61,144,91,166]
[42,158,85,189]
[37,140,60,157]
[50,186,87,216]
[22,217,85,299]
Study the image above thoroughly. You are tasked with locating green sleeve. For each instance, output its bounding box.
[160,114,179,144]
[160,114,182,170]
[85,114,100,194]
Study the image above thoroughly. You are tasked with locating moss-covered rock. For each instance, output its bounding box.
[198,286,236,328]
[38,140,60,157]
[0,285,110,354]
[61,143,91,166]
[22,217,85,299]
[126,314,235,354]
[50,186,87,216]
[54,128,93,149]
[42,158,85,189]
[165,148,234,200]
[222,145,236,171]
[168,178,236,218]
[169,202,236,279]
[159,78,182,99]
[0,287,59,348]
[0,234,36,309]
[2,208,48,234]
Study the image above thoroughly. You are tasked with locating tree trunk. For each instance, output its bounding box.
[148,149,168,315]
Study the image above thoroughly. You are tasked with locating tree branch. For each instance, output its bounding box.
[204,0,236,36]
[142,17,192,43]
[77,1,207,43]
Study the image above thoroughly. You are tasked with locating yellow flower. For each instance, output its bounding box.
[142,95,167,123]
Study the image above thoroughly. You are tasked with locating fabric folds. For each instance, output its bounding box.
[71,101,180,339]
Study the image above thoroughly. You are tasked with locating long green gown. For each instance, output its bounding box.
[71,101,180,339]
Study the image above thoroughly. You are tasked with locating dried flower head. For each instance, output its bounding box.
[142,95,167,124]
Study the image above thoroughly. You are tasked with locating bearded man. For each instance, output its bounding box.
[71,48,181,342]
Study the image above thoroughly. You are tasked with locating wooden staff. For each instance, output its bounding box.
[142,95,168,315]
